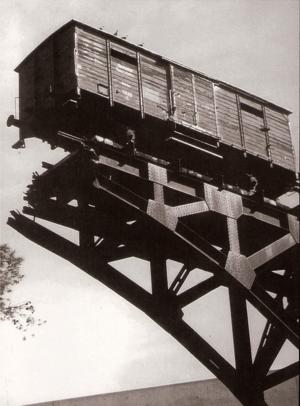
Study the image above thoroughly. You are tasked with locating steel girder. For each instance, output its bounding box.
[8,144,299,406]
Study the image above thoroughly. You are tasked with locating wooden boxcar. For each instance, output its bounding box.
[11,20,297,198]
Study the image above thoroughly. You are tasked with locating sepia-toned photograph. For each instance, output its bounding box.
[0,1,299,405]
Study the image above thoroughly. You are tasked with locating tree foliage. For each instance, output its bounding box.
[0,244,45,335]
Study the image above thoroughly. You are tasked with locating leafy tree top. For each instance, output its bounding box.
[0,244,45,337]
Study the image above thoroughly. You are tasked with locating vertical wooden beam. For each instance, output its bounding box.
[236,94,245,150]
[169,64,176,116]
[262,105,272,162]
[136,52,145,119]
[191,74,198,126]
[106,39,114,107]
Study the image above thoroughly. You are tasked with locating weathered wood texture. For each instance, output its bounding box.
[215,87,241,146]
[16,21,296,172]
[140,55,169,120]
[265,108,295,170]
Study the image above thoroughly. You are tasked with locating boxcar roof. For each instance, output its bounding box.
[15,19,292,115]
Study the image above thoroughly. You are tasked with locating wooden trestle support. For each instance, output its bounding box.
[8,140,299,406]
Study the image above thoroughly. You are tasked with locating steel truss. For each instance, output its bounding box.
[8,141,299,406]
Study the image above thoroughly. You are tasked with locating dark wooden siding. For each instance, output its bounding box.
[194,76,217,136]
[19,56,35,138]
[140,54,169,120]
[34,38,55,113]
[214,86,241,146]
[110,42,139,110]
[16,21,296,176]
[172,66,195,125]
[240,97,268,159]
[76,27,108,96]
[265,108,295,171]
[53,26,76,95]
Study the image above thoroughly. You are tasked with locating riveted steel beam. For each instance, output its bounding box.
[225,251,256,289]
[227,217,240,253]
[288,214,299,243]
[248,233,297,270]
[204,184,243,219]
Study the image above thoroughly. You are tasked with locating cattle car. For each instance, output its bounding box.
[8,20,297,199]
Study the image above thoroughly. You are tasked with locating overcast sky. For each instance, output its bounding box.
[0,1,299,405]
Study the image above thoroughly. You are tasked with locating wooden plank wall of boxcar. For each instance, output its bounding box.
[214,86,241,147]
[194,77,217,136]
[140,54,169,120]
[110,43,140,111]
[239,97,268,159]
[76,27,108,97]
[265,108,295,171]
[171,67,217,137]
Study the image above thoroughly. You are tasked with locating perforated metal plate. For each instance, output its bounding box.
[172,201,209,218]
[288,214,299,243]
[148,163,168,185]
[153,183,164,203]
[248,233,296,270]
[225,251,256,289]
[147,200,178,231]
[204,184,243,219]
[227,217,240,253]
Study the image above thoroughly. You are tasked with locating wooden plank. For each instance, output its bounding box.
[106,39,113,106]
[77,57,107,75]
[141,66,168,80]
[137,53,145,118]
[265,108,289,122]
[240,97,262,110]
[78,49,107,64]
[265,107,295,170]
[141,75,169,90]
[140,54,168,120]
[111,42,137,59]
[78,38,106,55]
[77,27,106,42]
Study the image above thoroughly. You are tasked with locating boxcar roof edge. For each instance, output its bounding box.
[14,19,292,115]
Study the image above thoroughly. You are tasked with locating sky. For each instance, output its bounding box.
[0,1,299,405]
